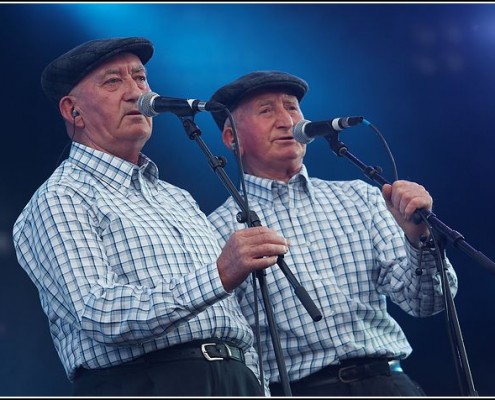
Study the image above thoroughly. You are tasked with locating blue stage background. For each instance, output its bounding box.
[1,3,494,396]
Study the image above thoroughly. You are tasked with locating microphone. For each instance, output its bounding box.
[137,91,225,117]
[293,117,364,144]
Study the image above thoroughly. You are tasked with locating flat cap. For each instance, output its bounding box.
[209,70,309,130]
[41,37,154,105]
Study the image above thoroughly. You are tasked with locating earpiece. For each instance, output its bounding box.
[72,109,80,118]
[230,142,236,150]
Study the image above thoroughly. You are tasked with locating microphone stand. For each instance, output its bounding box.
[179,116,323,396]
[324,131,495,397]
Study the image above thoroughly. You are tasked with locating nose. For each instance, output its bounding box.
[277,107,295,130]
[124,78,146,102]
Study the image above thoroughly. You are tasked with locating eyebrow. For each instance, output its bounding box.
[132,65,147,74]
[102,65,147,77]
[255,96,298,107]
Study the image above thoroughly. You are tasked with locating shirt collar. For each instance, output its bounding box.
[67,142,160,191]
[243,164,314,205]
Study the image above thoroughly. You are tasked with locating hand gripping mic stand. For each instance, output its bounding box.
[323,127,495,397]
[178,116,322,396]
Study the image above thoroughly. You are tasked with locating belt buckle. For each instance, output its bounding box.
[338,365,360,383]
[201,343,231,361]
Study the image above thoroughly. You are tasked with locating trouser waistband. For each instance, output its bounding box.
[136,339,245,364]
[74,339,245,379]
[272,357,403,390]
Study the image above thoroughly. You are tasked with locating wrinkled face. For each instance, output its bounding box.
[67,52,153,162]
[230,91,306,181]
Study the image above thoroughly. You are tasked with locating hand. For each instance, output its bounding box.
[382,180,432,247]
[217,226,288,292]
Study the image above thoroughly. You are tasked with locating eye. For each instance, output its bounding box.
[135,76,149,90]
[104,77,121,85]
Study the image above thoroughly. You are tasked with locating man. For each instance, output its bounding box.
[12,38,289,396]
[207,70,458,396]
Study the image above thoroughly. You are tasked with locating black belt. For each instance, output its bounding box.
[290,358,403,387]
[75,340,245,379]
[129,340,245,364]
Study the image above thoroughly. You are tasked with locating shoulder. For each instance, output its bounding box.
[208,196,240,230]
[157,180,202,207]
[18,161,106,224]
[311,177,381,199]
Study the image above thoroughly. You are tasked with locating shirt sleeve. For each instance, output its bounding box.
[370,184,458,317]
[13,187,230,346]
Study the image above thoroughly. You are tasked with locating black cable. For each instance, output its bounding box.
[223,109,249,209]
[54,115,77,168]
[222,109,266,387]
[363,118,399,182]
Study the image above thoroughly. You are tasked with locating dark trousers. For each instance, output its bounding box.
[270,359,427,397]
[270,373,426,396]
[73,355,264,396]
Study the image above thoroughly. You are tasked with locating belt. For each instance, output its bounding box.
[74,340,245,379]
[294,358,403,387]
[130,340,245,364]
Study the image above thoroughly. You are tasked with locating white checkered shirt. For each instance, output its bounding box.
[208,165,458,383]
[13,142,261,383]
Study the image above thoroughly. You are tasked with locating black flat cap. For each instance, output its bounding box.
[209,70,309,130]
[41,37,154,105]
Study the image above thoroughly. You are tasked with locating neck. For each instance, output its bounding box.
[246,163,302,183]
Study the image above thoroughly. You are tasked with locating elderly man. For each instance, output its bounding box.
[207,70,458,396]
[13,39,288,396]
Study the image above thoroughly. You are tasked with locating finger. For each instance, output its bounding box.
[404,194,432,220]
[252,243,288,259]
[251,255,280,269]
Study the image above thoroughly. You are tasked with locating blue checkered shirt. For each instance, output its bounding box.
[12,142,261,383]
[208,165,458,383]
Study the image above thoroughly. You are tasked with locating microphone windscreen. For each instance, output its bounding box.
[293,119,314,144]
[137,92,159,117]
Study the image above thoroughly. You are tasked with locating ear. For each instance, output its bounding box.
[59,96,77,122]
[221,127,234,150]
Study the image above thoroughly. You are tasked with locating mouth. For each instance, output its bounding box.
[274,136,296,142]
[126,110,144,116]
